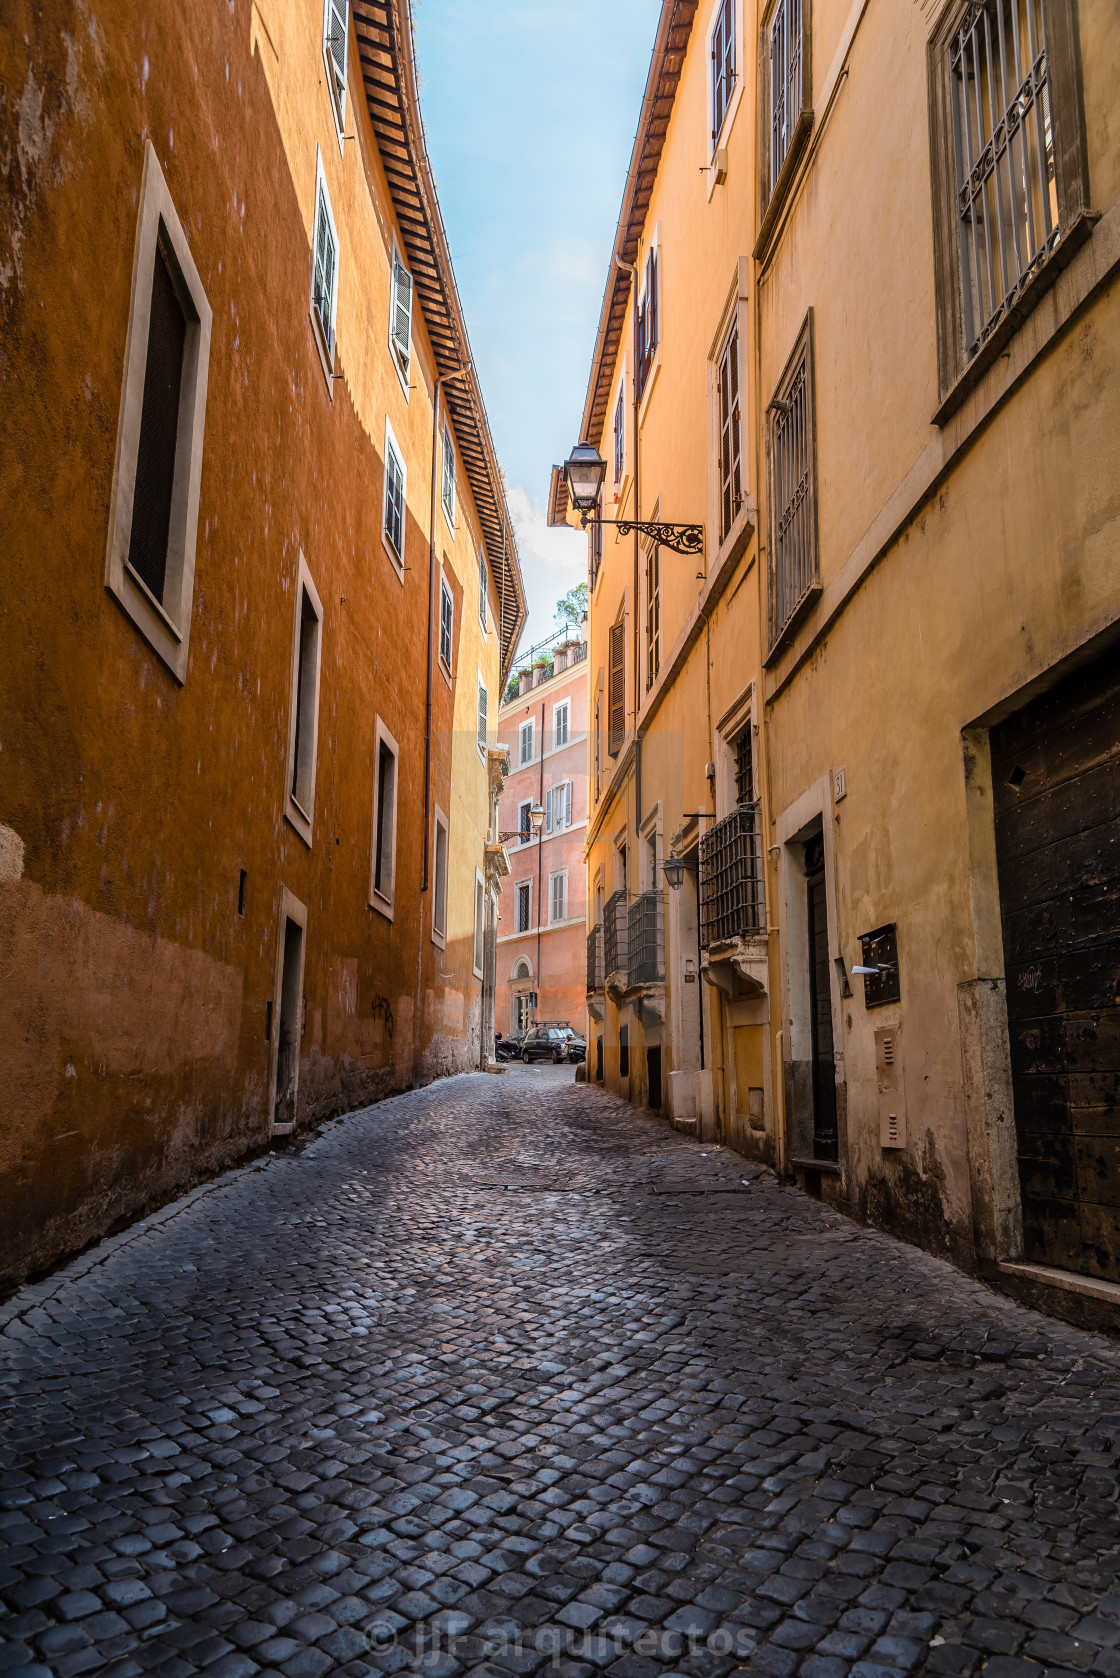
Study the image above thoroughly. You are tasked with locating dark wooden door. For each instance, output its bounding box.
[992,652,1120,1282]
[806,842,838,1161]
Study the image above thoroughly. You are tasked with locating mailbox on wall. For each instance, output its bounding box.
[857,924,900,1008]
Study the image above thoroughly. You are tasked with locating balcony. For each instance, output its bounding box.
[627,889,664,986]
[586,925,604,993]
[700,804,766,947]
[603,889,628,984]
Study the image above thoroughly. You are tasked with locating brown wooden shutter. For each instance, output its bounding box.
[609,621,626,754]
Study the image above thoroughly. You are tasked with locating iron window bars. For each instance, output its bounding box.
[628,890,664,986]
[604,888,629,980]
[769,0,804,192]
[928,0,1091,411]
[699,804,766,949]
[767,311,818,653]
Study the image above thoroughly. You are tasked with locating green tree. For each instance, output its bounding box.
[554,582,588,631]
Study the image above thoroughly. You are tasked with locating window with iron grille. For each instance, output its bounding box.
[613,389,625,484]
[711,0,735,146]
[637,248,659,400]
[589,493,604,589]
[516,880,532,934]
[383,420,405,568]
[389,248,412,384]
[767,311,818,652]
[608,619,626,755]
[927,0,1090,412]
[441,424,456,529]
[439,576,453,670]
[323,0,349,136]
[769,0,804,192]
[646,543,660,692]
[312,177,338,355]
[518,799,532,844]
[700,804,766,947]
[718,320,742,542]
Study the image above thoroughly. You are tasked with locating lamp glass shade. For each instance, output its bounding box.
[564,442,608,513]
[663,855,685,891]
[528,803,546,835]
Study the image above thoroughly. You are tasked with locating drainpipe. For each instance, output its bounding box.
[616,254,641,851]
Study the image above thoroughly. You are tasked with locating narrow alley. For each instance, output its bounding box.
[2,1072,1118,1678]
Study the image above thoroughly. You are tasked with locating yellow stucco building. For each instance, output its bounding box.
[560,0,1120,1325]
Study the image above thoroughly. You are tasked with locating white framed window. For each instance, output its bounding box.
[550,870,568,926]
[322,0,349,149]
[519,719,535,766]
[432,806,449,948]
[370,716,400,919]
[310,151,340,378]
[613,387,625,485]
[636,240,659,404]
[478,546,488,632]
[285,553,325,848]
[382,416,406,577]
[439,574,454,673]
[518,800,532,844]
[389,245,412,391]
[103,140,213,685]
[441,424,456,531]
[515,879,532,934]
[473,868,486,980]
[553,700,570,750]
[477,674,488,758]
[711,0,735,146]
[545,781,573,835]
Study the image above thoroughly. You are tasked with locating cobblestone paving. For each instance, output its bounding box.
[3,1069,1120,1678]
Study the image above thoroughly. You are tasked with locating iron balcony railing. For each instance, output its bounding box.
[627,889,664,986]
[603,889,628,980]
[586,925,604,993]
[699,803,766,949]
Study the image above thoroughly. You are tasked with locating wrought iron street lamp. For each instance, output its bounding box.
[562,443,704,557]
[663,853,686,891]
[528,803,545,836]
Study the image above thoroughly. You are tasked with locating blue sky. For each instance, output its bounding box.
[412,0,661,654]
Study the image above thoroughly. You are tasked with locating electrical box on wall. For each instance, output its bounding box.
[875,1025,906,1149]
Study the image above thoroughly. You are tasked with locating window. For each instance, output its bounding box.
[515,993,533,1032]
[441,425,456,530]
[432,808,449,946]
[608,619,626,755]
[103,141,213,684]
[323,0,349,137]
[370,719,399,914]
[927,0,1090,413]
[718,320,743,541]
[518,800,533,844]
[474,870,485,979]
[478,547,488,631]
[589,494,603,589]
[766,311,818,653]
[285,555,324,846]
[546,781,573,834]
[553,701,570,750]
[613,388,625,485]
[769,0,805,192]
[383,418,406,572]
[550,871,568,926]
[389,248,412,386]
[516,880,532,934]
[619,1024,630,1080]
[734,725,754,805]
[594,698,601,802]
[712,0,735,146]
[439,576,453,671]
[311,160,339,362]
[646,541,660,692]
[519,720,535,766]
[637,247,659,400]
[477,675,488,756]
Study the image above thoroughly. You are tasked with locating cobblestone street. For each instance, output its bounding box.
[2,1070,1120,1678]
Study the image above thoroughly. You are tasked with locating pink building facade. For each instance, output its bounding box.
[496,633,589,1039]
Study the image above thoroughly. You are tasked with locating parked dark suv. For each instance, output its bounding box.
[520,1026,573,1063]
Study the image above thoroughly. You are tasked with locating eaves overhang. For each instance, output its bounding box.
[352,0,528,681]
[577,0,699,456]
